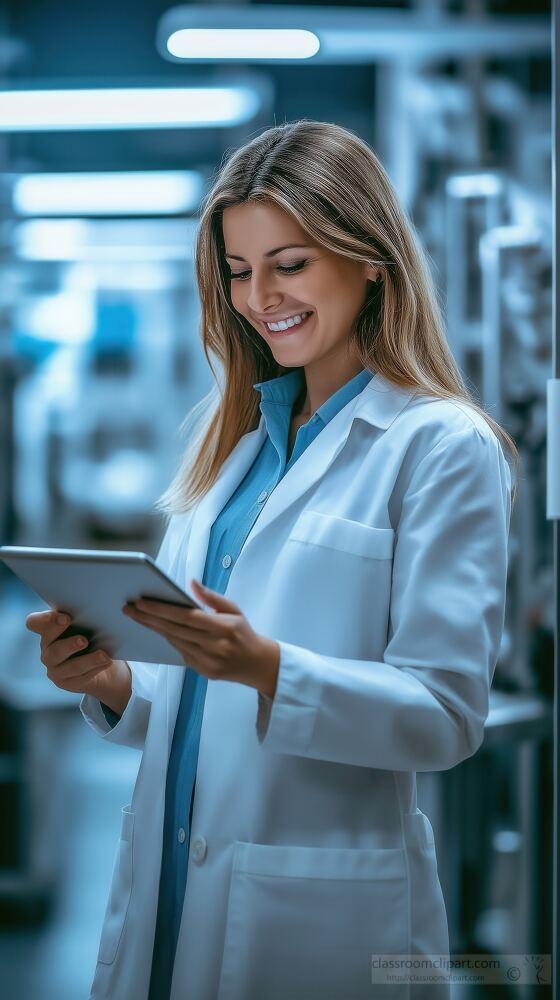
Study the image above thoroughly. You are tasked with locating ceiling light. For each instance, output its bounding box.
[14,219,196,262]
[167,28,319,60]
[0,86,260,131]
[13,171,204,216]
[158,6,549,64]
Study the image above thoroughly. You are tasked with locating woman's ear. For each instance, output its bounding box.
[365,261,383,284]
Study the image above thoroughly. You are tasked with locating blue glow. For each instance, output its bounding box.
[14,220,193,262]
[446,174,504,198]
[0,87,260,131]
[167,28,320,60]
[13,171,204,216]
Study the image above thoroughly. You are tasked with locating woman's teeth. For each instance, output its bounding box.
[266,311,312,333]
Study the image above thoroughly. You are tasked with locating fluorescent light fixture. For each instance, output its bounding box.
[14,219,196,262]
[158,6,549,65]
[13,171,204,216]
[0,86,260,131]
[15,220,88,260]
[167,28,319,60]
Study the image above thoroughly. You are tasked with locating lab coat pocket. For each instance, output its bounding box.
[97,805,135,966]
[283,511,395,658]
[217,841,410,1000]
[289,509,395,560]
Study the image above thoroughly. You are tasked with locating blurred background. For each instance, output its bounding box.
[0,1,554,997]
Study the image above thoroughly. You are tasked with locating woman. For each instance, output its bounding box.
[27,120,519,1000]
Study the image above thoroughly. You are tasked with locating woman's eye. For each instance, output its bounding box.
[230,260,307,281]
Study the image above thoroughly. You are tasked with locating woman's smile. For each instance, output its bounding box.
[263,311,314,337]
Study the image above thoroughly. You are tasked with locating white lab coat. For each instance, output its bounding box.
[81,371,512,1000]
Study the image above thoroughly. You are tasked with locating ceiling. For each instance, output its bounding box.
[0,0,550,175]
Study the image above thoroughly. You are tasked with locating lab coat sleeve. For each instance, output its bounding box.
[79,659,160,751]
[256,424,512,771]
[79,513,182,751]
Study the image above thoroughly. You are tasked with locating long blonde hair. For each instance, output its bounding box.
[155,119,520,519]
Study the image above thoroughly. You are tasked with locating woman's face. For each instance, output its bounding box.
[222,201,377,370]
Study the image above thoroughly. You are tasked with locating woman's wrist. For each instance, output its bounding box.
[254,638,280,700]
[97,659,132,716]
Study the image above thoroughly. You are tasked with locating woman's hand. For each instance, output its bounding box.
[122,579,280,698]
[25,609,132,711]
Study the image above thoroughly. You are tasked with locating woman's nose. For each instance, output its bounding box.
[246,273,282,314]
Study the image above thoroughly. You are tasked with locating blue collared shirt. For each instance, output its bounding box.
[138,365,374,998]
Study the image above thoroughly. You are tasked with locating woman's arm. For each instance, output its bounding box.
[256,424,512,772]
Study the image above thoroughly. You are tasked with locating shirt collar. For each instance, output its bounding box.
[253,366,375,425]
[253,367,303,407]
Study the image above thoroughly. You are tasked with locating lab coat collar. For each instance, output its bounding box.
[183,371,419,593]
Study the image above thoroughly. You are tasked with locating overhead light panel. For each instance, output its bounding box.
[167,28,319,60]
[0,86,260,131]
[158,5,549,64]
[14,219,196,262]
[13,171,204,216]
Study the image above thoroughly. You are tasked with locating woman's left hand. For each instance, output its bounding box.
[122,579,280,698]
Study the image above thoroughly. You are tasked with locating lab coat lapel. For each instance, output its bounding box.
[185,372,416,583]
[238,371,418,555]
[165,420,268,743]
[184,420,268,587]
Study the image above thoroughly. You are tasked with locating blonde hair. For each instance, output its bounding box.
[155,119,520,519]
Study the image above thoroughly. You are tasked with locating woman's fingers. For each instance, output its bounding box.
[25,608,119,698]
[26,609,71,644]
[25,609,112,678]
[125,601,215,632]
[42,632,91,669]
[50,648,113,684]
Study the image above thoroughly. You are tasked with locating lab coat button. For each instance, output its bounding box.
[257,490,268,503]
[221,554,232,569]
[191,835,208,864]
[177,827,186,844]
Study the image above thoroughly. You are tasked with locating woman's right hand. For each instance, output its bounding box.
[25,609,131,711]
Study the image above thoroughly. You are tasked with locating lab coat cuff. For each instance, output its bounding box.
[79,660,155,751]
[256,640,319,753]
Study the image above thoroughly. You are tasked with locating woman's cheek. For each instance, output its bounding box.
[233,290,250,321]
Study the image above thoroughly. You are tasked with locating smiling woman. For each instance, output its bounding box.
[155,118,519,517]
[75,119,518,1000]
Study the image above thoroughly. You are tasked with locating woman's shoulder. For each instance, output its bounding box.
[391,391,512,493]
[405,390,501,447]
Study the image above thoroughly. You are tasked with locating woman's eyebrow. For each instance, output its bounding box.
[224,244,311,261]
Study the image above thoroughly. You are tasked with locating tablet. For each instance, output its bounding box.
[0,545,205,667]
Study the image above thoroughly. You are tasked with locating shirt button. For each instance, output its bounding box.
[257,490,268,503]
[221,554,232,569]
[190,835,208,865]
[177,827,186,844]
